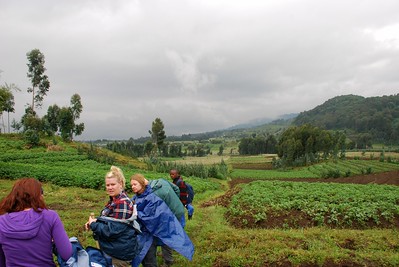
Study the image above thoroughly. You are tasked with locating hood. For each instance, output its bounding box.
[0,209,44,240]
[149,179,162,192]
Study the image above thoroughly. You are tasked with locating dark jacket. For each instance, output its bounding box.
[90,216,140,261]
[173,176,189,205]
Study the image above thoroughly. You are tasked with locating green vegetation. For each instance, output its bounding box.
[230,158,399,179]
[228,181,399,228]
[1,134,399,266]
[293,94,399,145]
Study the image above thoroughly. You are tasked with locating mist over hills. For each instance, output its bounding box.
[93,94,399,144]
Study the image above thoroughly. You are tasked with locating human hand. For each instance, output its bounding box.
[85,215,97,230]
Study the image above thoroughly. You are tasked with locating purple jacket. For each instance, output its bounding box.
[0,209,72,267]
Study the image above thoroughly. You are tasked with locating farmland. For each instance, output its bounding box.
[1,134,399,266]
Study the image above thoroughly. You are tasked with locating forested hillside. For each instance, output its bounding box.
[293,94,399,144]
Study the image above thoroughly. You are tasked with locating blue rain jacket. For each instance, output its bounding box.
[131,185,194,267]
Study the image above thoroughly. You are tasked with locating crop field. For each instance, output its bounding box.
[166,155,230,165]
[230,158,399,179]
[226,180,399,229]
[1,135,399,266]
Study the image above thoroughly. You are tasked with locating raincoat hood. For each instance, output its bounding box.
[0,209,43,240]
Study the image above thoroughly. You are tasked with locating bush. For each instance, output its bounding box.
[24,130,40,146]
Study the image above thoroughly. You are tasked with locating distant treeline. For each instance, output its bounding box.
[106,140,212,158]
[238,134,277,155]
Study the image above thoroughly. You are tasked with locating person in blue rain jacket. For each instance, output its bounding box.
[130,173,194,267]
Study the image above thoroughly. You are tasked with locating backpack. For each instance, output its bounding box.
[186,182,195,204]
[56,237,113,267]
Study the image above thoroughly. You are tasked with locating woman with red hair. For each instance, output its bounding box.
[0,178,72,267]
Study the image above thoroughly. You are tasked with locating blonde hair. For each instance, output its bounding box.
[130,173,147,189]
[105,166,126,188]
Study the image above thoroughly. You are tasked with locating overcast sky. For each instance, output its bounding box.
[1,0,399,140]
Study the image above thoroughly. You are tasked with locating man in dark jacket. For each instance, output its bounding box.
[169,169,195,222]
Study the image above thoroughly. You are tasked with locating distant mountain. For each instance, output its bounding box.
[226,113,298,130]
[97,94,399,145]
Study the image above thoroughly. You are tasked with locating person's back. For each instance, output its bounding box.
[169,169,195,220]
[0,178,72,267]
[130,174,195,267]
[149,178,185,220]
[0,209,71,267]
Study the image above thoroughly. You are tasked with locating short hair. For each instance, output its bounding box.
[105,165,126,188]
[0,178,47,215]
[130,173,147,189]
[170,169,180,175]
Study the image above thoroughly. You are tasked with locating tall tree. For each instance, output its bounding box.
[70,94,83,121]
[45,104,60,133]
[57,94,85,141]
[26,49,50,112]
[149,117,166,154]
[0,85,16,133]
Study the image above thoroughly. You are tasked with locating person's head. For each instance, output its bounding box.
[104,166,125,197]
[0,178,46,215]
[169,169,180,180]
[130,173,147,195]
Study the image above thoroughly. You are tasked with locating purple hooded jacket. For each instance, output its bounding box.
[0,209,72,267]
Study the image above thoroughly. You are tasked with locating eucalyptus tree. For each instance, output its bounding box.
[0,85,15,133]
[26,49,50,112]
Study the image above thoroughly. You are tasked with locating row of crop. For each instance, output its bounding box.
[0,151,87,162]
[346,160,399,172]
[228,181,399,228]
[0,161,111,189]
[306,160,399,178]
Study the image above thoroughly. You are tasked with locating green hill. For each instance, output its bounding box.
[292,94,399,144]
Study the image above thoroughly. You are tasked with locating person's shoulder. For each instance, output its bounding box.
[42,209,62,221]
[42,208,57,215]
[119,192,133,202]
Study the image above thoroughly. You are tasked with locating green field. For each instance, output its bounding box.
[228,180,399,228]
[1,135,399,266]
[230,159,399,179]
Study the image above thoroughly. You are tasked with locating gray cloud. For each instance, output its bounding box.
[1,0,399,140]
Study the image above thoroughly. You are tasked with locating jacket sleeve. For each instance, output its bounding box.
[51,211,73,261]
[90,220,112,239]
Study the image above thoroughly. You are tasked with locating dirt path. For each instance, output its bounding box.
[229,170,399,188]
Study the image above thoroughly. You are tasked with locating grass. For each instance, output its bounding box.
[1,179,399,266]
[1,134,399,266]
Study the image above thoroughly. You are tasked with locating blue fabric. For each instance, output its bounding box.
[131,186,195,267]
[86,246,113,267]
[90,217,140,261]
[186,203,194,217]
[56,237,114,267]
[57,237,88,267]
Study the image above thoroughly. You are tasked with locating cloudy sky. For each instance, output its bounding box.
[1,0,399,140]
